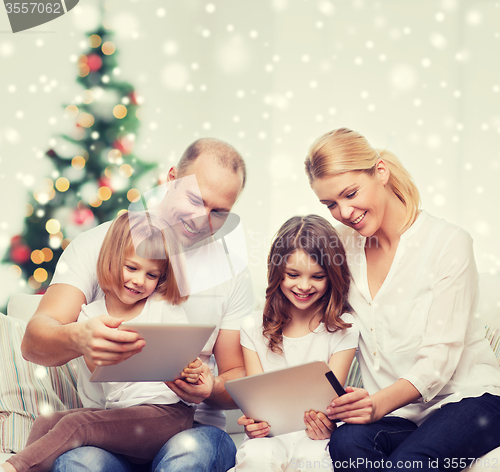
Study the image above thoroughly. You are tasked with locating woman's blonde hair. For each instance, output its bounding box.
[97,211,187,305]
[304,128,421,232]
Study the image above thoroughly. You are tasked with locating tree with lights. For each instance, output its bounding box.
[2,24,156,307]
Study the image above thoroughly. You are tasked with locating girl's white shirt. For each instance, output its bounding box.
[337,210,500,425]
[76,297,188,409]
[240,311,358,372]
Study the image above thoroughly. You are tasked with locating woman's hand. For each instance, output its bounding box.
[237,415,270,439]
[181,357,203,384]
[304,410,336,440]
[326,387,377,424]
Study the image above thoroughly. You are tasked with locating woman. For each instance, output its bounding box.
[304,127,500,471]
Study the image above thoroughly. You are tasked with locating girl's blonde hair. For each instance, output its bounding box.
[97,211,187,305]
[304,128,421,232]
[263,215,352,355]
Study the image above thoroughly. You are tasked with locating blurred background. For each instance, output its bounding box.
[0,0,499,308]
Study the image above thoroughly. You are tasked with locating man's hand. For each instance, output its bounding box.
[166,362,214,404]
[78,315,145,367]
[304,410,336,440]
[237,415,270,439]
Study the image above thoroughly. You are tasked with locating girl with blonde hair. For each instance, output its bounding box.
[2,211,201,472]
[305,127,500,471]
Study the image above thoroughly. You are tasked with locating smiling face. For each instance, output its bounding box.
[311,164,390,238]
[117,252,162,306]
[163,154,243,248]
[280,249,328,316]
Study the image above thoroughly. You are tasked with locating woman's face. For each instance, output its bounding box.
[311,166,389,237]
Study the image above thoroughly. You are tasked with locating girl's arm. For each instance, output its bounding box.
[238,347,270,438]
[242,345,264,376]
[304,347,356,440]
[328,347,356,385]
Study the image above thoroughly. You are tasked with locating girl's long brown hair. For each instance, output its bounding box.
[263,215,351,354]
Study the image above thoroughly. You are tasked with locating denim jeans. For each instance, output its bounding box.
[329,393,500,472]
[50,423,237,472]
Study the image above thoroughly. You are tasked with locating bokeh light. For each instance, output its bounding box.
[113,105,128,119]
[46,219,61,234]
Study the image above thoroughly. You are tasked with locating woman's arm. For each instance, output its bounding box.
[304,347,356,439]
[329,226,478,424]
[326,378,420,424]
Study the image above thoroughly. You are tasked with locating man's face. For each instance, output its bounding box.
[163,154,243,248]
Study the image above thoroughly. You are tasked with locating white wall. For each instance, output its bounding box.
[0,0,499,307]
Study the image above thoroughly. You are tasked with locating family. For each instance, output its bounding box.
[3,127,500,472]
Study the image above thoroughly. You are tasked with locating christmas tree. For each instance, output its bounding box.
[2,23,156,309]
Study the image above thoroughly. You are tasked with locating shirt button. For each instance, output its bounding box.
[370,327,373,331]
[373,351,377,356]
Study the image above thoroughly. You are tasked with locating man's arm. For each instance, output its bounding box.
[205,329,245,409]
[22,284,87,366]
[22,284,145,367]
[166,329,245,409]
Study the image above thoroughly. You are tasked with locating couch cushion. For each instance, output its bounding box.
[0,314,81,453]
[485,326,500,363]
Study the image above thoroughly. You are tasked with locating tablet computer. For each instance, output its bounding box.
[225,360,345,437]
[90,323,216,382]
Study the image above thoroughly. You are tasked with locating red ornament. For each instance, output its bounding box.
[72,208,95,226]
[113,137,134,156]
[11,244,31,264]
[87,54,103,73]
[128,92,139,106]
[10,235,22,246]
[98,176,112,189]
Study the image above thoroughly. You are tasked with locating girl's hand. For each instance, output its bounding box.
[166,362,214,404]
[181,357,203,384]
[237,415,270,439]
[326,387,376,424]
[304,410,336,440]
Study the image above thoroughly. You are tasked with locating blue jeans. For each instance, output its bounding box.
[329,393,500,472]
[50,423,237,472]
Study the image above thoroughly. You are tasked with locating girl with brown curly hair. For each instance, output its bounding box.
[234,214,359,471]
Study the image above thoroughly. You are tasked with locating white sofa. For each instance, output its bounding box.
[1,282,500,469]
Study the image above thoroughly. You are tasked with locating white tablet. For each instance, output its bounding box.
[225,360,345,437]
[90,323,216,382]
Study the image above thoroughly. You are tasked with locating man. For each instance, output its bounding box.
[22,138,254,472]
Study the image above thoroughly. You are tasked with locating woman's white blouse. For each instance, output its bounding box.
[338,211,500,425]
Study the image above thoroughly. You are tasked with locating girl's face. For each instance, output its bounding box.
[280,249,328,314]
[310,166,389,238]
[118,252,162,305]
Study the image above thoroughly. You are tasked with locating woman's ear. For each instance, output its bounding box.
[375,159,390,186]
